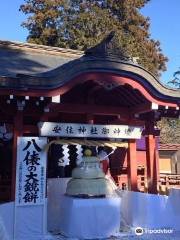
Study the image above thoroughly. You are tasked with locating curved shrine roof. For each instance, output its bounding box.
[0,40,82,77]
[0,35,179,105]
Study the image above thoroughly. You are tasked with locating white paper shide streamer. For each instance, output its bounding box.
[75,145,83,165]
[58,145,70,167]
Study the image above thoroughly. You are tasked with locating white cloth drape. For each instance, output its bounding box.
[0,216,9,240]
[59,195,121,239]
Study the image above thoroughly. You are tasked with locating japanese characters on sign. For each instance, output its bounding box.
[38,122,143,139]
[16,137,47,206]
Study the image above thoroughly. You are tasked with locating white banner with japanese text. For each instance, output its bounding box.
[15,137,47,206]
[38,122,143,139]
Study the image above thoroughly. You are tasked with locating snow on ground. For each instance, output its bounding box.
[44,231,180,240]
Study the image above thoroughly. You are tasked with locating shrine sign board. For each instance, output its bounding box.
[15,137,47,206]
[38,122,143,139]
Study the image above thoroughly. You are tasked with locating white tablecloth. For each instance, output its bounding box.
[47,178,71,232]
[59,195,121,239]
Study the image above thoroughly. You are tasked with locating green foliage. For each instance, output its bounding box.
[158,118,180,144]
[20,0,168,77]
[168,69,180,89]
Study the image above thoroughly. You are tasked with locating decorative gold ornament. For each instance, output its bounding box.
[84,149,92,156]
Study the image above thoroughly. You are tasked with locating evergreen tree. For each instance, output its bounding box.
[168,69,180,89]
[20,0,168,76]
[158,118,180,144]
[20,0,68,46]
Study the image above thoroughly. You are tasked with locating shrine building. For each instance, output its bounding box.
[0,34,180,203]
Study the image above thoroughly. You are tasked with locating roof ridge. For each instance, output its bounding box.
[0,40,83,56]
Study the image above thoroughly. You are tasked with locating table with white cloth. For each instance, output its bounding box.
[59,195,121,239]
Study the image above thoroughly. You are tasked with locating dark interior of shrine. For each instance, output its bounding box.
[0,139,12,202]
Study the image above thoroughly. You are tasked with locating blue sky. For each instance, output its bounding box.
[0,0,180,85]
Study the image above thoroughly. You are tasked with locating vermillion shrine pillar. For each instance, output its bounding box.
[145,134,159,194]
[127,139,138,191]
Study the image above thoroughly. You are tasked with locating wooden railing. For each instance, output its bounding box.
[137,173,180,195]
[158,173,180,195]
[112,170,180,195]
[160,173,180,185]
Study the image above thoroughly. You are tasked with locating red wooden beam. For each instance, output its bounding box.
[4,102,129,119]
[48,103,130,119]
[130,103,152,115]
[10,102,130,122]
[145,134,159,194]
[23,125,38,134]
[86,113,94,124]
[109,117,144,126]
[127,139,138,191]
